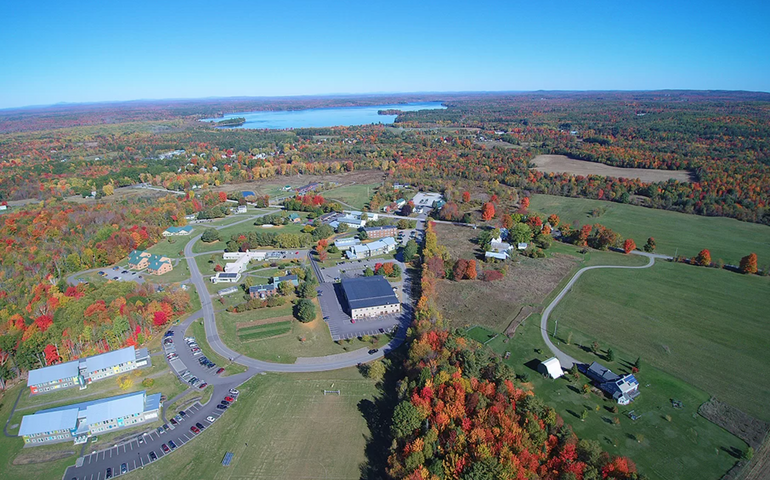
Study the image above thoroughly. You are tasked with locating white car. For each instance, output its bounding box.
[207,416,216,422]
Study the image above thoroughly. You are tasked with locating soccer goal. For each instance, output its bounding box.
[323,390,341,395]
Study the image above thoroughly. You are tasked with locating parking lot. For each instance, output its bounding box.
[97,266,145,284]
[318,258,408,284]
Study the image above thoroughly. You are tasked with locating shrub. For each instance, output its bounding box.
[481,270,504,282]
[141,378,155,388]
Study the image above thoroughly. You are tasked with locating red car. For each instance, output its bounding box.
[224,396,235,402]
[198,382,208,389]
[190,426,200,434]
[161,443,170,453]
[216,367,225,375]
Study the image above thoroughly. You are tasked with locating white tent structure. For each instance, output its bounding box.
[538,357,564,379]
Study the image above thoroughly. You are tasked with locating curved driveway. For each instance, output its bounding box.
[540,251,671,368]
[183,215,410,373]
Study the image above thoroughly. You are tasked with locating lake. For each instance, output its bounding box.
[199,102,446,129]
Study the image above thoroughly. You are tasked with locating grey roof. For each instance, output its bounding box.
[85,391,145,424]
[249,284,276,293]
[135,348,149,360]
[586,361,621,383]
[341,276,400,310]
[334,237,361,246]
[145,393,162,412]
[27,360,80,386]
[19,408,79,436]
[85,347,136,375]
[218,273,239,279]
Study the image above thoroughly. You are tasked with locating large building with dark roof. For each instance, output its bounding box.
[19,390,162,446]
[341,276,401,319]
[27,347,150,395]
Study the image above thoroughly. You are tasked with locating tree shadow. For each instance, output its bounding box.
[567,385,582,395]
[566,409,581,419]
[720,446,743,459]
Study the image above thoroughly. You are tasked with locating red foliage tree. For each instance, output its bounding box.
[318,250,328,262]
[481,202,495,221]
[462,191,470,202]
[501,214,514,230]
[739,253,758,274]
[577,225,592,246]
[520,197,530,210]
[452,259,468,280]
[153,311,169,327]
[439,202,460,221]
[34,314,54,332]
[214,264,224,272]
[218,192,228,203]
[465,260,477,280]
[695,249,712,266]
[426,256,446,278]
[43,344,60,365]
[623,238,636,254]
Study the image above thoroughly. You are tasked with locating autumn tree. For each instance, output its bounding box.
[643,237,656,252]
[501,214,514,230]
[623,238,636,254]
[695,249,712,266]
[462,191,470,202]
[452,259,468,280]
[520,197,530,210]
[102,184,114,196]
[152,311,169,327]
[481,202,495,221]
[366,360,386,381]
[740,253,758,274]
[548,214,560,227]
[465,259,477,279]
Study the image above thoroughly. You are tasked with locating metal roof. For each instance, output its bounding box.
[135,348,149,360]
[334,237,361,246]
[18,408,79,436]
[27,360,80,386]
[341,276,400,310]
[364,225,396,232]
[84,391,145,425]
[144,393,162,412]
[85,347,136,375]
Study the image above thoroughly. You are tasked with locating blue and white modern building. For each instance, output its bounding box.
[18,390,162,446]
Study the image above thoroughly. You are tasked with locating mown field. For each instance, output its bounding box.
[548,260,770,422]
[529,194,770,265]
[127,369,378,480]
[322,183,378,210]
[481,319,746,480]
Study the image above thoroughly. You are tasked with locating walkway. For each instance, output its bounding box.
[539,251,671,368]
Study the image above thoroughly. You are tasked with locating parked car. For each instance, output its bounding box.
[216,404,227,410]
[149,451,157,461]
[179,410,187,417]
[190,426,200,434]
[216,367,225,375]
[121,463,128,474]
[161,443,170,453]
[162,423,169,432]
[224,396,234,402]
[368,349,379,354]
[195,422,205,430]
[207,416,216,422]
[106,467,112,479]
[198,382,208,389]
[229,388,239,395]
[156,427,164,435]
[220,400,230,406]
[169,418,178,425]
[168,440,177,450]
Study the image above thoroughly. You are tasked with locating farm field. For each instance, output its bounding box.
[481,319,746,480]
[322,183,378,210]
[529,194,770,265]
[548,260,770,421]
[217,301,383,363]
[210,170,386,199]
[127,369,378,480]
[531,154,693,183]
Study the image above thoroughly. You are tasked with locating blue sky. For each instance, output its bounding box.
[0,0,768,109]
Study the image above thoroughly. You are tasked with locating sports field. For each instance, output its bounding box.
[548,260,770,421]
[127,369,378,480]
[322,183,378,210]
[529,194,770,265]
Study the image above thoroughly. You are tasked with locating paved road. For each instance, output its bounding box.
[539,251,671,368]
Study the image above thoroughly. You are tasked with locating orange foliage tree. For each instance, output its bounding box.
[481,202,495,221]
[623,238,636,254]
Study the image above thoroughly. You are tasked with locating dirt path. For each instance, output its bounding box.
[532,154,693,183]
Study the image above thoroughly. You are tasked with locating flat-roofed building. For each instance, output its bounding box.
[334,237,361,251]
[19,390,162,446]
[211,272,241,283]
[27,347,150,395]
[363,225,397,239]
[341,276,401,320]
[346,237,397,260]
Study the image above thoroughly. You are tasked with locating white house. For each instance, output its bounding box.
[237,205,247,214]
[538,357,564,379]
[485,251,508,261]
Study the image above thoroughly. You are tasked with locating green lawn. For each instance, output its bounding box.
[237,321,293,341]
[126,369,378,480]
[146,236,191,258]
[530,194,770,265]
[188,320,248,376]
[482,318,746,480]
[217,301,386,363]
[192,214,310,254]
[548,260,770,422]
[145,259,192,284]
[323,183,378,210]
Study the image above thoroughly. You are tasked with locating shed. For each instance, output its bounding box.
[538,357,563,379]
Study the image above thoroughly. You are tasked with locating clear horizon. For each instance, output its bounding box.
[1,0,768,109]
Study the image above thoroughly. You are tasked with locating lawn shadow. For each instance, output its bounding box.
[566,385,582,395]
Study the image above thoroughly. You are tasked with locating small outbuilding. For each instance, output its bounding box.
[538,357,564,379]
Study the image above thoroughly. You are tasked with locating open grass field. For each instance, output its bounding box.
[209,169,386,199]
[322,183,378,210]
[146,259,192,284]
[237,321,293,341]
[127,368,378,480]
[434,223,648,331]
[145,236,189,258]
[531,154,693,183]
[217,301,383,363]
[529,194,770,265]
[480,319,746,480]
[548,260,770,422]
[192,213,310,254]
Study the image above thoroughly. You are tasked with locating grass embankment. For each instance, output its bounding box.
[480,319,746,480]
[529,194,770,265]
[187,320,248,376]
[548,260,770,422]
[125,369,378,480]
